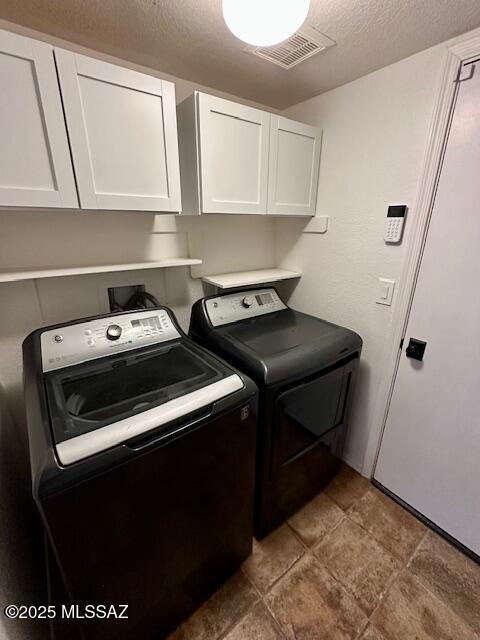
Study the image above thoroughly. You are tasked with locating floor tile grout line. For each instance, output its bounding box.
[308,489,422,628]
[343,492,428,567]
[287,497,351,553]
[261,589,288,638]
[402,530,480,638]
[260,598,288,639]
[324,485,369,512]
[323,466,372,508]
[286,514,358,595]
[285,488,406,616]
[215,590,262,640]
[285,519,312,551]
[259,554,321,640]
[312,512,347,549]
[351,513,431,636]
[245,506,351,606]
[343,511,420,566]
[406,527,430,568]
[347,520,476,639]
[355,618,371,640]
[242,525,309,597]
[314,524,403,623]
[202,564,263,640]
[368,561,480,640]
[299,548,376,624]
[362,529,431,635]
[240,564,264,600]
[369,555,405,617]
[259,542,399,640]
[362,567,402,634]
[258,548,307,598]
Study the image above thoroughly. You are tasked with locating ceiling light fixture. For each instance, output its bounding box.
[222,0,310,48]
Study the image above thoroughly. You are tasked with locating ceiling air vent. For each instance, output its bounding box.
[246,26,335,70]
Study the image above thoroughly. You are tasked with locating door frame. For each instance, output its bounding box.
[363,27,480,477]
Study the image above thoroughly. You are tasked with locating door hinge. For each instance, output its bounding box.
[455,63,476,83]
[400,338,404,350]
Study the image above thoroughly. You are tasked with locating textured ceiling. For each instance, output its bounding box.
[1,0,480,108]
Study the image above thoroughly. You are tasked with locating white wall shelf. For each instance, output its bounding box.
[202,268,301,290]
[0,258,202,283]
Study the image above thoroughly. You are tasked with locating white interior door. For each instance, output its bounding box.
[267,116,321,216]
[197,93,270,214]
[55,50,181,212]
[0,30,77,208]
[375,63,480,556]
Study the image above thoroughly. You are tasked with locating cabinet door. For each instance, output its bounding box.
[0,30,77,208]
[267,116,321,216]
[197,93,270,214]
[55,50,181,212]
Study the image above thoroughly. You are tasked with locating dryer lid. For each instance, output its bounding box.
[222,309,342,356]
[201,309,362,385]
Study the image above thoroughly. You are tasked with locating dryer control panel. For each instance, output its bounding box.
[205,288,287,327]
[41,309,181,372]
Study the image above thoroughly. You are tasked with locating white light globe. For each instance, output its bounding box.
[222,0,310,47]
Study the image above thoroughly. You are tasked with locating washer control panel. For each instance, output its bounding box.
[41,309,180,372]
[205,288,287,327]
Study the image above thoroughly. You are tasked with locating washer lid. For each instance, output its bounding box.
[45,339,243,464]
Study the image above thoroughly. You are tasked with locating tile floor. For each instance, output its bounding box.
[169,464,480,640]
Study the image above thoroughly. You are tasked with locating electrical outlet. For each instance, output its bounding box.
[108,284,145,312]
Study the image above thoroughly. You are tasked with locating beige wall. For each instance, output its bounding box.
[276,43,447,473]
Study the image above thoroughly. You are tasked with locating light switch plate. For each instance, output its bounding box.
[376,278,395,306]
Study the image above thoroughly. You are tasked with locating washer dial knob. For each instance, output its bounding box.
[242,296,254,308]
[106,324,122,341]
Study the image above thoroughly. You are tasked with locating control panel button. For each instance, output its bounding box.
[205,288,287,327]
[242,296,254,308]
[41,310,181,372]
[106,324,122,341]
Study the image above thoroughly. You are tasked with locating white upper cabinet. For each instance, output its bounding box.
[178,92,270,214]
[0,30,78,208]
[198,93,270,214]
[267,116,321,216]
[177,92,320,216]
[55,50,182,212]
